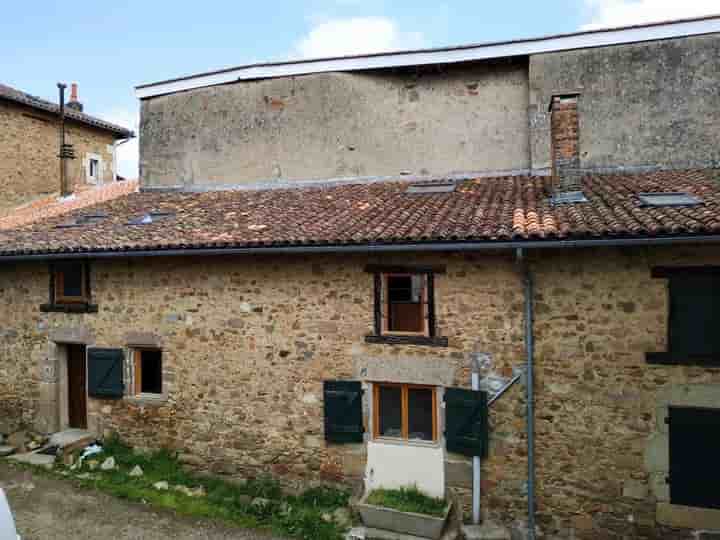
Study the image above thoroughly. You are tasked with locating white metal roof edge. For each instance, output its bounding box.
[136,16,720,99]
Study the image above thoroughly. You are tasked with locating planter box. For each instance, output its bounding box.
[356,494,451,539]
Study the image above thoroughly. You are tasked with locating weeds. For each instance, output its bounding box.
[58,435,352,540]
[366,486,447,517]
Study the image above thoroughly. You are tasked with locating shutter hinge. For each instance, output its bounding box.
[664,416,669,425]
[665,475,670,484]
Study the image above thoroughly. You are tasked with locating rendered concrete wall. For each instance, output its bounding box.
[139,60,530,188]
[365,441,445,498]
[529,34,720,171]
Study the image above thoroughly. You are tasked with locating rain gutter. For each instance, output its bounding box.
[0,234,719,262]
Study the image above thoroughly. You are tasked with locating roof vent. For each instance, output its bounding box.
[638,192,702,207]
[406,182,456,194]
[127,211,175,225]
[549,190,588,205]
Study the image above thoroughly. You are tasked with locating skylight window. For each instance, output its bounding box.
[406,182,456,194]
[54,212,109,229]
[126,211,175,226]
[550,191,588,205]
[638,192,702,207]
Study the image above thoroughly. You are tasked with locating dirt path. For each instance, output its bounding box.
[0,463,286,540]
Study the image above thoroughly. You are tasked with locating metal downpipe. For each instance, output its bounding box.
[517,248,536,540]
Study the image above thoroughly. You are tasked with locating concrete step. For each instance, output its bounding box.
[462,522,511,540]
[0,446,16,458]
[7,451,56,468]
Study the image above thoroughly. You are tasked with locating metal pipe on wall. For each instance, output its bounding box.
[516,247,536,540]
[471,366,481,525]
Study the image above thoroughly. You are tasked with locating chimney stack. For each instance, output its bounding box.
[66,82,83,112]
[549,93,581,193]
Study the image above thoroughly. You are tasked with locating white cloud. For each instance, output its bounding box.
[293,17,425,59]
[99,108,139,179]
[582,0,720,30]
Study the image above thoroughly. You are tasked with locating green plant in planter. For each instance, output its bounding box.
[366,486,447,517]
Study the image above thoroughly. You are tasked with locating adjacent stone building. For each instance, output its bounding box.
[1,15,720,540]
[0,83,134,216]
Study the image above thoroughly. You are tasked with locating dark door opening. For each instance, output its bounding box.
[669,406,720,509]
[67,344,87,429]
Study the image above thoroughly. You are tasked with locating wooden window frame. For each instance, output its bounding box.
[382,273,429,337]
[364,265,448,347]
[373,383,438,442]
[132,348,163,396]
[54,262,89,305]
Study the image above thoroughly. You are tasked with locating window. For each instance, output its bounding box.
[42,262,97,313]
[373,383,437,442]
[365,265,447,346]
[647,267,720,365]
[669,406,720,509]
[54,262,87,304]
[89,159,99,180]
[86,154,102,184]
[133,349,163,395]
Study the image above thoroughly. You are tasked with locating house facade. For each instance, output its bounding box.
[0,83,134,215]
[1,16,720,540]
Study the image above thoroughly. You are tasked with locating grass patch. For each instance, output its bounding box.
[51,434,352,540]
[366,486,447,517]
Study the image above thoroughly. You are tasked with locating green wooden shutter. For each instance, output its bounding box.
[445,387,488,458]
[669,275,720,358]
[323,381,364,443]
[88,348,124,398]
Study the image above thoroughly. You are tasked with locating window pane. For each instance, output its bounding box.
[61,264,84,297]
[408,388,434,441]
[141,350,162,394]
[387,275,413,302]
[378,386,402,438]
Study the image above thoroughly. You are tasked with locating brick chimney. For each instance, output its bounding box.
[66,83,83,112]
[549,93,581,192]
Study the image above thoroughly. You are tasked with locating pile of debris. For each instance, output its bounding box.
[0,429,49,457]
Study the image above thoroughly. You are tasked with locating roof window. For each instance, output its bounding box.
[638,192,702,207]
[549,191,588,205]
[406,182,456,194]
[127,211,175,226]
[54,212,109,229]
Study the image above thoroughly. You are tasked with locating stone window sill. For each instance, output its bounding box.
[365,334,448,347]
[371,437,442,450]
[657,502,720,529]
[40,303,98,314]
[646,352,720,367]
[125,393,169,406]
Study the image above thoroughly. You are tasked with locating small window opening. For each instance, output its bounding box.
[54,262,87,304]
[385,274,427,334]
[127,211,175,226]
[134,349,163,395]
[374,383,437,442]
[89,159,99,180]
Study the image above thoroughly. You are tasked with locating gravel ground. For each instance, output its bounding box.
[0,462,287,540]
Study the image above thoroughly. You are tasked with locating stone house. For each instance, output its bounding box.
[0,83,134,215]
[1,15,720,540]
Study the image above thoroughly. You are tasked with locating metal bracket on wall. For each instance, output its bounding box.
[486,365,526,406]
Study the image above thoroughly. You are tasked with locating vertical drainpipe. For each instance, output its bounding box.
[516,247,536,540]
[471,359,482,525]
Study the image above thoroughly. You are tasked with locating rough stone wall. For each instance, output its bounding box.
[139,60,530,189]
[0,100,116,216]
[2,246,720,538]
[529,34,720,172]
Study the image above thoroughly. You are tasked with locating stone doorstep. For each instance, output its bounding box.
[7,451,56,468]
[351,526,459,540]
[462,522,511,540]
[0,446,16,458]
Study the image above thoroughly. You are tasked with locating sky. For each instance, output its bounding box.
[2,0,718,178]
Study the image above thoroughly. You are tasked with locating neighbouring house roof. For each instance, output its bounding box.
[0,180,139,231]
[0,83,134,138]
[136,15,720,99]
[0,169,718,259]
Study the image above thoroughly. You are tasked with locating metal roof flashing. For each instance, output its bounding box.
[135,15,720,99]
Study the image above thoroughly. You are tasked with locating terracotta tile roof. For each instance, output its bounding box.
[0,170,718,257]
[0,180,139,231]
[0,83,134,137]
